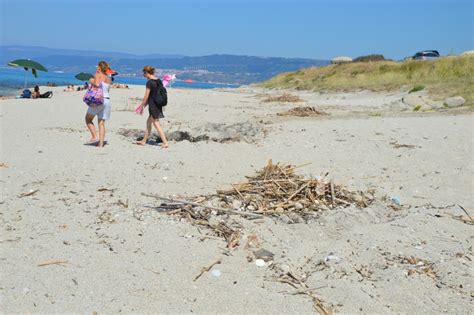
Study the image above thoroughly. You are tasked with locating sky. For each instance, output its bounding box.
[1,0,473,60]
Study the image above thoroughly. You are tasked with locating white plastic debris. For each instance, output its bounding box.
[211,269,221,277]
[324,254,341,263]
[255,259,266,267]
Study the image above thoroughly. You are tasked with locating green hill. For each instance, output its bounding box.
[262,55,474,107]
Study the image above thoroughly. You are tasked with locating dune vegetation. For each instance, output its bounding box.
[262,55,474,106]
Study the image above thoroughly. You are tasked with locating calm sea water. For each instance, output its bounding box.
[0,67,239,96]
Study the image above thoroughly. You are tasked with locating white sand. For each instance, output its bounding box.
[1,85,472,313]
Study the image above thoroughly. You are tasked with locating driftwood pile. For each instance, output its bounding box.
[277,106,328,117]
[215,159,375,214]
[146,160,375,249]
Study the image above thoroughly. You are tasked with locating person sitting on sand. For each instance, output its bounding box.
[31,86,41,99]
[135,66,169,148]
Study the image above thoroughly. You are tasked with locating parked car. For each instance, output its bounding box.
[412,50,440,60]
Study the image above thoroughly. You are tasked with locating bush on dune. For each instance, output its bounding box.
[353,54,386,62]
[262,55,474,106]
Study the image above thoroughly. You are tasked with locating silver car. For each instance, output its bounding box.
[412,50,440,60]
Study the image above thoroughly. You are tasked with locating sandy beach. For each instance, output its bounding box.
[1,85,472,313]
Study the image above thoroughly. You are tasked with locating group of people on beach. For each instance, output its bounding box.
[64,84,87,92]
[65,83,129,93]
[85,61,168,148]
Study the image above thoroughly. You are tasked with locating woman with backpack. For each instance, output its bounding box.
[135,65,169,148]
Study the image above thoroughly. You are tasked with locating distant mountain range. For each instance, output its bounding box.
[0,45,329,84]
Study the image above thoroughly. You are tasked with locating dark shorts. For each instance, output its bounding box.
[148,102,164,119]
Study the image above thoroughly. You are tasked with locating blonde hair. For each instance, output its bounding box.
[143,66,155,75]
[97,61,110,74]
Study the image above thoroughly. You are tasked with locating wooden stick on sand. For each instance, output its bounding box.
[193,258,222,281]
[37,260,69,267]
[141,193,262,218]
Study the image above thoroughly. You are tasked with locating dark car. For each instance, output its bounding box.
[412,50,440,60]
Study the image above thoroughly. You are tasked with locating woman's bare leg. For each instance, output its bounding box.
[97,119,106,147]
[152,118,169,148]
[85,113,98,142]
[136,116,153,145]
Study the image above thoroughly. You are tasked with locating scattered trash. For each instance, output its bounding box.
[162,177,168,181]
[142,194,254,248]
[391,196,401,205]
[254,248,274,262]
[274,267,331,314]
[17,189,39,198]
[145,160,377,248]
[212,160,374,216]
[387,255,438,280]
[255,259,266,267]
[211,269,222,277]
[324,254,341,263]
[194,258,222,281]
[0,163,9,169]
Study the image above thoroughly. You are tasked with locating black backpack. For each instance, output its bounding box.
[152,79,168,106]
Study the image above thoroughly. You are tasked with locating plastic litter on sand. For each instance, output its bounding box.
[255,259,266,267]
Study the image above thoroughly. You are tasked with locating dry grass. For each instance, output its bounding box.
[262,55,474,106]
[263,93,304,103]
[408,84,425,93]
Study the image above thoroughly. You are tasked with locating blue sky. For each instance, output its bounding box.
[1,0,472,59]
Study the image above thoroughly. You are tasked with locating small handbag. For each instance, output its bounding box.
[83,86,104,107]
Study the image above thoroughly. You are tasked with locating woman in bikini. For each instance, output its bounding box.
[31,86,41,98]
[85,61,112,147]
[135,66,169,148]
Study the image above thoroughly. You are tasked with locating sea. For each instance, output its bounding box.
[0,67,240,96]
